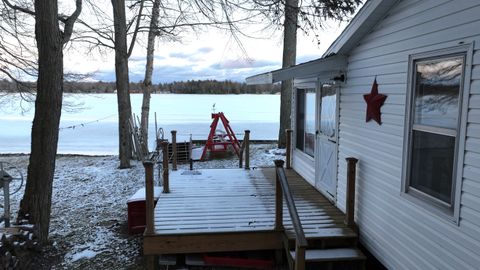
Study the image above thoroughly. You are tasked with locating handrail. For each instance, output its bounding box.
[274,160,308,247]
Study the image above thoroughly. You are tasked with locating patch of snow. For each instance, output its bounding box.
[0,143,284,269]
[70,249,98,262]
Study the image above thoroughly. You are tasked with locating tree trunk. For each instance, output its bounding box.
[19,0,63,244]
[112,0,132,168]
[140,0,161,146]
[278,0,298,148]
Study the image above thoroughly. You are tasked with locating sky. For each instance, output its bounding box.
[63,19,349,84]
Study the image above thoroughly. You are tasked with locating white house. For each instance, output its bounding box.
[247,0,480,268]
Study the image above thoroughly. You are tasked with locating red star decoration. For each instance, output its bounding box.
[363,78,387,125]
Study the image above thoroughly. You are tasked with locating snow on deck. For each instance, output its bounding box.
[153,167,349,238]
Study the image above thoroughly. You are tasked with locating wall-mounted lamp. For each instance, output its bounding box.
[332,74,345,82]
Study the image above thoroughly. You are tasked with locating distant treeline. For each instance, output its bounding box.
[0,79,280,94]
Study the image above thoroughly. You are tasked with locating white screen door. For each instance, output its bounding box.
[315,84,338,199]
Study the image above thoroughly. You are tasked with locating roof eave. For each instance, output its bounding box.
[246,55,347,85]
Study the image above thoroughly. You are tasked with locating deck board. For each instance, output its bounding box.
[153,168,349,238]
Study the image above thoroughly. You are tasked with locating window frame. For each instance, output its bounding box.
[401,43,474,224]
[295,87,317,158]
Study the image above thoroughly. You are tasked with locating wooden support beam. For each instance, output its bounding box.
[143,231,282,255]
[171,130,177,171]
[244,130,250,169]
[143,160,155,236]
[286,129,292,169]
[345,157,358,230]
[162,141,170,193]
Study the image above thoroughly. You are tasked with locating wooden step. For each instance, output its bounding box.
[286,228,357,241]
[290,248,366,263]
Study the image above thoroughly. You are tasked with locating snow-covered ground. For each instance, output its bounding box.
[0,144,285,269]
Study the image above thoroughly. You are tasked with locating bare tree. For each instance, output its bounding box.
[1,0,83,243]
[253,0,362,147]
[278,0,298,148]
[111,0,137,168]
[139,0,160,146]
[136,0,257,147]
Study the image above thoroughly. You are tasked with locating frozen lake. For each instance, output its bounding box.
[0,93,280,155]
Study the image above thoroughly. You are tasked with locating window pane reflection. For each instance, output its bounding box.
[414,56,463,129]
[304,91,316,157]
[320,85,336,137]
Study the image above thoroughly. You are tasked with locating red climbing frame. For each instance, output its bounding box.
[200,112,240,160]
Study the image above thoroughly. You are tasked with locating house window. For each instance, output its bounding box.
[296,88,316,157]
[405,53,465,212]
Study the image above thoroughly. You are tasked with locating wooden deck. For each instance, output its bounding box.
[144,167,356,255]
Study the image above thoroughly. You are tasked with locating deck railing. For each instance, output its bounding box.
[161,141,170,193]
[345,157,358,231]
[238,130,250,169]
[285,129,292,169]
[143,160,155,236]
[274,160,307,270]
[171,130,177,171]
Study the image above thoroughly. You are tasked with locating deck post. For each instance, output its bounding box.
[294,243,306,270]
[171,130,177,171]
[143,160,155,236]
[245,130,250,169]
[286,129,292,169]
[274,160,284,231]
[162,141,170,193]
[345,157,358,230]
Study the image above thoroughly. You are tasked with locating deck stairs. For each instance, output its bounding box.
[274,160,366,270]
[284,230,366,270]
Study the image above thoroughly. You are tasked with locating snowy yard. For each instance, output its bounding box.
[0,144,285,269]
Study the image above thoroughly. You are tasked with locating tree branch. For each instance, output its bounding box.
[127,0,145,58]
[1,0,35,16]
[62,0,83,44]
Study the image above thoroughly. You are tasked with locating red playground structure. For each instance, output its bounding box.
[200,112,240,160]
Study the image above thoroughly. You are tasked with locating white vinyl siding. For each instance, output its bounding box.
[336,0,480,269]
[292,149,315,186]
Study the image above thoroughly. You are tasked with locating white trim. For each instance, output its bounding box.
[412,124,457,137]
[453,41,475,224]
[245,72,273,85]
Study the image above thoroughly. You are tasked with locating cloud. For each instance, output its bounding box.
[197,47,214,53]
[129,55,164,63]
[168,47,214,61]
[211,59,279,70]
[91,51,321,84]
